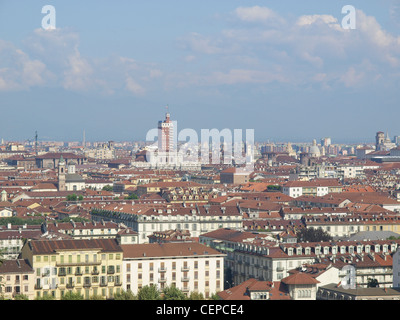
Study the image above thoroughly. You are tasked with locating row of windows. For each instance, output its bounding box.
[36,265,120,277]
[126,260,219,271]
[35,253,121,263]
[126,270,221,282]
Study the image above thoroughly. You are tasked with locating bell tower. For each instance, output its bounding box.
[58,155,66,191]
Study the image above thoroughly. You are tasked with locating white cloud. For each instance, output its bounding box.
[235,6,284,24]
[125,76,146,95]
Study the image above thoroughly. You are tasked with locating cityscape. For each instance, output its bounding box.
[1,0,400,313]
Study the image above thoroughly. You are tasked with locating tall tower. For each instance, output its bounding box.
[82,129,86,148]
[58,156,66,191]
[376,131,385,150]
[1,190,7,202]
[158,108,174,153]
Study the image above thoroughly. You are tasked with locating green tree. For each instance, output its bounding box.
[14,294,29,300]
[137,285,161,300]
[210,293,220,300]
[78,195,84,201]
[59,217,90,223]
[89,294,105,300]
[188,292,204,300]
[367,278,379,288]
[124,193,138,200]
[35,295,55,300]
[102,185,113,192]
[61,291,84,300]
[66,194,78,201]
[113,290,137,300]
[162,286,187,300]
[296,227,333,242]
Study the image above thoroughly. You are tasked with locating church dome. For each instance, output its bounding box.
[309,139,321,157]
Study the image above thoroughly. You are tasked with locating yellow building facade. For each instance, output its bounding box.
[20,238,123,300]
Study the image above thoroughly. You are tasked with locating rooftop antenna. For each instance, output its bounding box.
[35,131,38,156]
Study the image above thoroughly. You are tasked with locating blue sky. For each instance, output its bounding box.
[0,1,400,143]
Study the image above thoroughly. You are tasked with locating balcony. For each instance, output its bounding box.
[182,287,190,292]
[56,261,101,267]
[83,283,91,288]
[114,282,122,287]
[276,267,284,272]
[75,270,83,276]
[58,270,67,277]
[181,266,190,272]
[158,267,167,273]
[181,277,190,282]
[91,270,100,275]
[158,278,167,283]
[34,284,42,290]
[66,283,75,289]
[100,282,108,287]
[107,269,115,275]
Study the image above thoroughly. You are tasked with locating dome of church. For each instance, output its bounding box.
[309,139,321,157]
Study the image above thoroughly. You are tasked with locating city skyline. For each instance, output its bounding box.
[1,1,400,142]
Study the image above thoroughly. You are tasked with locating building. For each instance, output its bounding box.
[281,272,320,300]
[318,283,400,300]
[0,259,35,300]
[91,204,243,243]
[121,242,226,298]
[58,157,85,192]
[20,238,124,300]
[217,278,291,300]
[220,168,250,185]
[35,152,86,169]
[282,179,342,198]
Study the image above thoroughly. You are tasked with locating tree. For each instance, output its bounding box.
[367,278,379,288]
[102,185,113,192]
[35,295,55,300]
[89,294,105,300]
[113,290,136,300]
[61,291,84,300]
[137,285,161,300]
[188,292,204,300]
[14,294,29,300]
[124,193,138,200]
[210,293,220,300]
[66,194,78,201]
[162,286,187,300]
[78,195,84,201]
[296,227,333,242]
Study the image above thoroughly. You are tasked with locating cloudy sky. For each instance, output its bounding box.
[0,0,400,143]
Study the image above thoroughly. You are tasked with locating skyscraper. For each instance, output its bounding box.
[158,111,175,153]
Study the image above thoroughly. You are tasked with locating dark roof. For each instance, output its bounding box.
[28,238,122,254]
[0,259,34,274]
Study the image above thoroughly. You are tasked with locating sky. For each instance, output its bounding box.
[0,0,400,144]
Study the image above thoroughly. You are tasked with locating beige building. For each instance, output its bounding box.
[0,259,35,300]
[121,242,225,298]
[220,168,250,185]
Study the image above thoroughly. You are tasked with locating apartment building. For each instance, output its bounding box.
[20,238,124,300]
[303,213,400,238]
[121,242,226,298]
[282,179,342,198]
[0,259,35,300]
[91,204,243,243]
[200,229,400,288]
